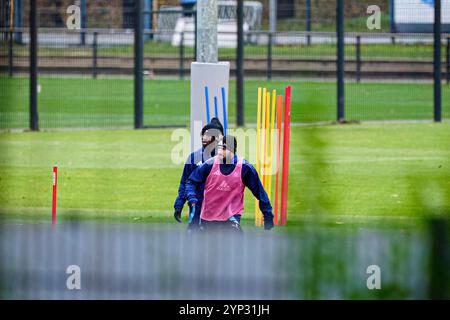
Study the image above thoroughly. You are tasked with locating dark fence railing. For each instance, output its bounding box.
[3,28,450,81]
[1,27,449,129]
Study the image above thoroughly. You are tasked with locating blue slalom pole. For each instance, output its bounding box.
[214,96,219,119]
[221,87,228,136]
[205,86,211,123]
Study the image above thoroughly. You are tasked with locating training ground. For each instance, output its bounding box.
[0,77,449,299]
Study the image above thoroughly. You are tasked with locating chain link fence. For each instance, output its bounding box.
[1,1,449,129]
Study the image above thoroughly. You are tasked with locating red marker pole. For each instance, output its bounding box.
[274,95,283,226]
[280,86,292,226]
[52,166,58,227]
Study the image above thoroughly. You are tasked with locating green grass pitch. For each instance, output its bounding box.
[0,123,449,229]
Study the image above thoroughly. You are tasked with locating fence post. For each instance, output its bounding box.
[179,32,184,80]
[356,35,361,83]
[433,0,441,122]
[29,0,38,131]
[134,0,144,129]
[306,0,311,46]
[14,0,24,43]
[144,0,153,40]
[389,0,396,44]
[8,31,13,77]
[389,0,395,33]
[429,218,449,299]
[236,0,244,127]
[446,37,449,85]
[267,32,273,80]
[93,31,98,79]
[336,0,345,122]
[80,0,86,45]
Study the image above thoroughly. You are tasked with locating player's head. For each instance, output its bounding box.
[218,135,237,162]
[201,118,224,147]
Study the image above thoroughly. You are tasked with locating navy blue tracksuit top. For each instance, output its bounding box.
[185,155,274,223]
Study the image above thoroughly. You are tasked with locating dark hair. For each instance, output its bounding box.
[201,118,224,137]
[222,135,237,153]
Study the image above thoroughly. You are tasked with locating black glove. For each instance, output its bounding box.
[264,218,274,230]
[174,207,182,223]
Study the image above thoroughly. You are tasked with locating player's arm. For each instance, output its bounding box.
[174,163,194,208]
[173,154,196,222]
[186,158,214,206]
[242,161,274,230]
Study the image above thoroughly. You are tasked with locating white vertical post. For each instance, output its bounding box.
[196,0,218,63]
[269,0,277,33]
[191,0,229,151]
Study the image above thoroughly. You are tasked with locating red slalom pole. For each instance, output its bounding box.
[274,95,283,226]
[52,166,58,227]
[280,86,292,226]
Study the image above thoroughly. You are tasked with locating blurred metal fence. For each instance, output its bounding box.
[0,0,390,32]
[1,219,448,299]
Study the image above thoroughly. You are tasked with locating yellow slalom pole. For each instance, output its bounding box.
[267,90,276,204]
[255,87,262,226]
[257,88,267,227]
[256,88,262,176]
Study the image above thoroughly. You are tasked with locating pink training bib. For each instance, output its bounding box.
[200,156,245,221]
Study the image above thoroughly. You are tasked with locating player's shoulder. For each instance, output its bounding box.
[185,148,203,165]
[241,159,257,171]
